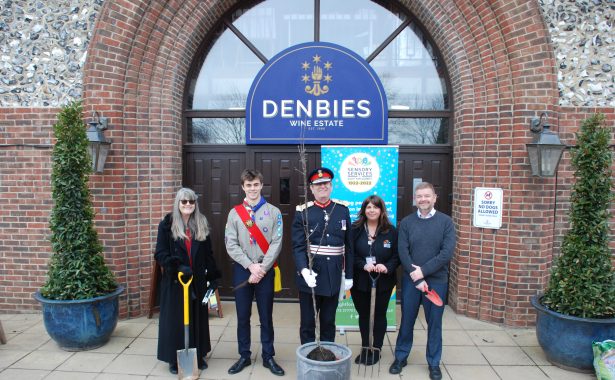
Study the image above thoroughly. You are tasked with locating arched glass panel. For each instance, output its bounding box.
[319,0,406,58]
[186,0,452,145]
[189,26,263,109]
[232,0,313,58]
[371,24,447,110]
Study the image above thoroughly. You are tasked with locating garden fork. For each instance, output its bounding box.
[358,272,381,377]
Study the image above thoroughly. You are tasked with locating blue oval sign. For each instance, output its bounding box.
[246,42,388,144]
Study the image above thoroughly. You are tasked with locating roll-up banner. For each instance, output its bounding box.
[322,145,399,332]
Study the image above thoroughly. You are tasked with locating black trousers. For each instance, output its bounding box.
[233,263,275,360]
[298,291,339,344]
[351,287,391,349]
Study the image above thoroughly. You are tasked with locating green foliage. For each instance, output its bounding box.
[40,102,117,300]
[542,114,615,318]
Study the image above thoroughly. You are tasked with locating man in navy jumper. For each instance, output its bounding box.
[389,182,456,380]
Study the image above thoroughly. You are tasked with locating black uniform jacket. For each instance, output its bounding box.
[154,214,221,364]
[292,200,353,297]
[351,225,399,293]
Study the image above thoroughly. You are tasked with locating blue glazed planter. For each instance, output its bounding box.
[531,294,615,372]
[33,286,124,351]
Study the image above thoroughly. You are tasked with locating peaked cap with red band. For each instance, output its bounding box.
[308,167,334,184]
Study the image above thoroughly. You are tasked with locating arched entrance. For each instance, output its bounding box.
[82,0,560,325]
[182,0,453,298]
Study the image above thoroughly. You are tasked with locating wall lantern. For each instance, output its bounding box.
[526,113,566,177]
[86,112,111,173]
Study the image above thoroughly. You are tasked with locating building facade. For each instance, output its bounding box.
[0,0,613,327]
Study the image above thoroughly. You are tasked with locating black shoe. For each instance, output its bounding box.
[388,359,407,374]
[169,363,178,375]
[429,365,442,380]
[228,357,251,374]
[355,348,367,364]
[263,357,285,376]
[199,360,208,370]
[355,349,381,366]
[365,351,380,366]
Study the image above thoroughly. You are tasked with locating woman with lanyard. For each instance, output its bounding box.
[154,187,221,374]
[350,195,400,365]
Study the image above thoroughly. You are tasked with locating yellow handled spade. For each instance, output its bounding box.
[177,272,198,380]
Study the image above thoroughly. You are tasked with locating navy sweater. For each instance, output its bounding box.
[398,211,456,285]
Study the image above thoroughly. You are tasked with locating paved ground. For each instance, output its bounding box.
[0,302,596,379]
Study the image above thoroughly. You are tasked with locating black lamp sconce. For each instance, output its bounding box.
[86,111,111,173]
[526,112,566,177]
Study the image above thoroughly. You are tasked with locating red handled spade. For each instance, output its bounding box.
[422,281,443,307]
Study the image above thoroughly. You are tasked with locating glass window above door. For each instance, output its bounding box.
[319,0,406,58]
[185,0,452,145]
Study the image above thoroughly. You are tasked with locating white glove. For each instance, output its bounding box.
[344,279,354,291]
[415,280,428,292]
[301,268,318,288]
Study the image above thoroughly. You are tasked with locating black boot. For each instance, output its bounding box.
[169,363,178,374]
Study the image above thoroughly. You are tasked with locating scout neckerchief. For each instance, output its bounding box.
[243,197,266,224]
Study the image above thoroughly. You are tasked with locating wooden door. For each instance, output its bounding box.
[184,146,246,295]
[184,145,452,299]
[253,148,320,298]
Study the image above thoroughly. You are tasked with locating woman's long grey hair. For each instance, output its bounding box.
[171,188,210,241]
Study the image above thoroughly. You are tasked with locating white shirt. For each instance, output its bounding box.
[417,208,437,219]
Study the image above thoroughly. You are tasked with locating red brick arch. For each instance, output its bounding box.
[397,0,559,325]
[83,0,239,317]
[83,0,558,325]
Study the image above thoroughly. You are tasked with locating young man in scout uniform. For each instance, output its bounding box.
[292,167,354,344]
[225,169,285,376]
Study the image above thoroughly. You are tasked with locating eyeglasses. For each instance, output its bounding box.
[180,199,195,205]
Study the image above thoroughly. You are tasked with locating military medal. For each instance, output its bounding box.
[245,220,254,227]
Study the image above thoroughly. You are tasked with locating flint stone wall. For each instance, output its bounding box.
[0,0,613,107]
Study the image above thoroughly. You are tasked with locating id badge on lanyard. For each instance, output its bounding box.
[366,237,376,265]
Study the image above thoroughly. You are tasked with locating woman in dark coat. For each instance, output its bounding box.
[155,187,221,374]
[351,195,399,366]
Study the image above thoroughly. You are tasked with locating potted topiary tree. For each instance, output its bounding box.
[531,113,615,372]
[33,101,124,351]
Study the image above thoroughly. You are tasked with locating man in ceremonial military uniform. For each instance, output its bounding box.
[292,167,354,344]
